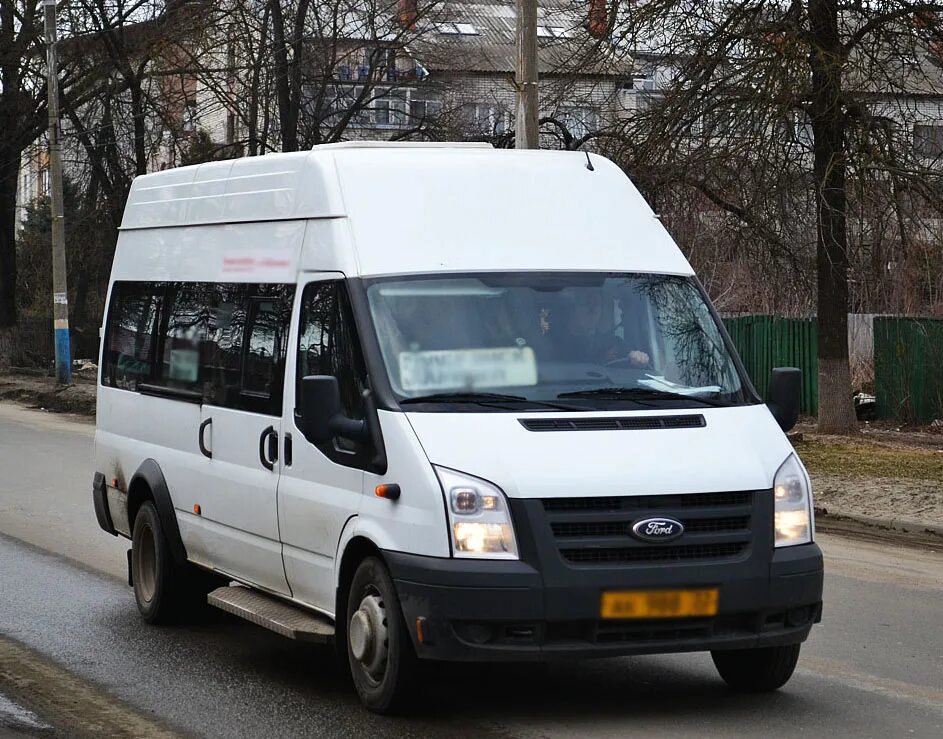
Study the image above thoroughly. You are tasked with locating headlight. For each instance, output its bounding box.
[434,466,519,560]
[773,454,813,547]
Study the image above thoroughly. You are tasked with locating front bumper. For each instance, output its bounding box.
[386,494,823,662]
[388,545,823,662]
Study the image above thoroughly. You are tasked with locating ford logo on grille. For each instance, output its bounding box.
[631,517,685,543]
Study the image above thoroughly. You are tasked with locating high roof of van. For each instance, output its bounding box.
[119,143,693,277]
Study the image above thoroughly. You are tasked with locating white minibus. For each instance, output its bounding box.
[93,143,822,713]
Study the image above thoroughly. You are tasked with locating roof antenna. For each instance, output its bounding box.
[584,151,595,171]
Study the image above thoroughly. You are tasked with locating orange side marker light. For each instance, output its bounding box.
[193,504,201,515]
[375,484,401,501]
[416,617,431,644]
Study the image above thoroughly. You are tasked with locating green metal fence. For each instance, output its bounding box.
[873,317,943,423]
[723,315,819,415]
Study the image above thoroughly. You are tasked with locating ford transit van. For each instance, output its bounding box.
[93,142,823,713]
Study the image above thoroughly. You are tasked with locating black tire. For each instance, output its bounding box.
[345,557,417,714]
[711,643,801,692]
[131,500,213,624]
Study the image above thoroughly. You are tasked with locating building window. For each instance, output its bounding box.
[409,99,442,121]
[914,124,943,158]
[372,96,407,128]
[461,103,509,135]
[557,107,599,138]
[38,168,50,198]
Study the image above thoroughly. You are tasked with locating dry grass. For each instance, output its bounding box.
[794,437,943,483]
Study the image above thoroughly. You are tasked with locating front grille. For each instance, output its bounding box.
[543,490,751,513]
[561,542,747,564]
[551,516,749,538]
[521,415,705,432]
[542,491,756,566]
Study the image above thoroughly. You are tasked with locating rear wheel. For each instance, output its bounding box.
[346,557,417,714]
[131,500,214,624]
[711,643,801,692]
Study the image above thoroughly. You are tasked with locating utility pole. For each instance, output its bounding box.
[515,0,539,149]
[43,0,71,384]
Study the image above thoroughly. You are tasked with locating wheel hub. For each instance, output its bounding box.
[349,594,388,680]
[135,522,157,603]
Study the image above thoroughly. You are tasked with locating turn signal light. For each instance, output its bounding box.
[375,484,401,500]
[193,504,201,515]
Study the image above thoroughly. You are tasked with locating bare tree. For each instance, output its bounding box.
[0,0,97,365]
[612,1,943,432]
[0,2,49,364]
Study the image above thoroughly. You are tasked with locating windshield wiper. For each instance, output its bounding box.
[400,392,586,411]
[557,387,732,407]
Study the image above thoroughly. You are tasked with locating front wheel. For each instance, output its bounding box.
[346,557,417,714]
[711,643,801,692]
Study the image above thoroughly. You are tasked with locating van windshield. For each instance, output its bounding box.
[364,273,751,410]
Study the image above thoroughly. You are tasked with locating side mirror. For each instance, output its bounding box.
[298,375,369,444]
[767,367,801,432]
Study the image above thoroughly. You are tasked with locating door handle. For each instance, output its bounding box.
[259,426,277,471]
[284,432,293,467]
[199,418,212,459]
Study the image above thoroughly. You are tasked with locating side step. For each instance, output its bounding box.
[208,585,335,643]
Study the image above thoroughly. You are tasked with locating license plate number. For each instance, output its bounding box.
[600,588,719,619]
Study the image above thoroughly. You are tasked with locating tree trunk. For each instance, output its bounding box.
[809,0,857,433]
[0,157,19,340]
[269,0,297,151]
[129,81,148,175]
[0,326,14,370]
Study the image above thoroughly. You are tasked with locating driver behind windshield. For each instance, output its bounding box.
[557,289,650,368]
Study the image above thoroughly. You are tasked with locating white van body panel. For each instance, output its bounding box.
[299,218,361,276]
[111,220,305,284]
[332,150,693,277]
[360,411,452,556]
[405,405,793,499]
[96,390,202,510]
[120,152,345,230]
[119,147,693,280]
[278,273,364,612]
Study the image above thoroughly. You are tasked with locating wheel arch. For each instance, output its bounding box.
[128,459,188,566]
[335,535,384,621]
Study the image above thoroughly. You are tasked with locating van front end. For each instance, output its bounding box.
[387,487,823,662]
[348,269,824,694]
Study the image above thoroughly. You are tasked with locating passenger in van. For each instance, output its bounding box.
[561,290,651,367]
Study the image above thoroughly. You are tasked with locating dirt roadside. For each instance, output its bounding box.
[792,426,943,548]
[0,373,96,417]
[1,371,939,549]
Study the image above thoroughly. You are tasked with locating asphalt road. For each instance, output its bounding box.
[1,403,941,738]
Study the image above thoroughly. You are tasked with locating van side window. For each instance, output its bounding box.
[102,282,164,390]
[102,280,294,416]
[157,283,212,394]
[241,286,295,414]
[203,284,248,408]
[297,281,368,455]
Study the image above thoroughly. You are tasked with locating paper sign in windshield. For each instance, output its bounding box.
[399,347,537,392]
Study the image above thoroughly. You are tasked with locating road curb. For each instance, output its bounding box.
[816,508,943,546]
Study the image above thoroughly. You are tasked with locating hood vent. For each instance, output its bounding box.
[519,415,706,432]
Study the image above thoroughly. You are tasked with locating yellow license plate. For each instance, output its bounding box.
[600,588,719,619]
